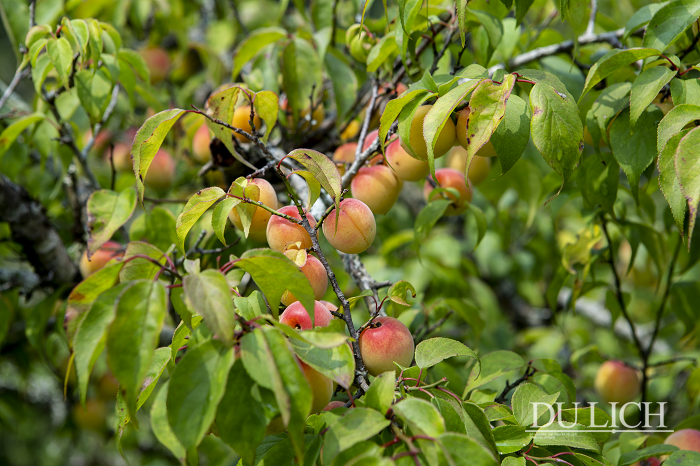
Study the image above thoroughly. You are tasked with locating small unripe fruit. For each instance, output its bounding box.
[79,241,124,278]
[266,206,317,252]
[385,139,429,182]
[281,254,328,306]
[231,105,262,143]
[359,317,414,376]
[399,105,455,161]
[423,168,472,216]
[301,361,333,414]
[323,401,346,411]
[229,178,279,242]
[146,149,176,190]
[594,360,641,404]
[446,146,491,186]
[350,165,402,215]
[110,143,132,172]
[191,124,212,164]
[664,429,700,457]
[334,143,358,164]
[140,47,171,84]
[322,199,376,254]
[279,300,333,330]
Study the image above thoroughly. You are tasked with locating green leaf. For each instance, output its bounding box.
[363,371,396,413]
[490,93,530,176]
[532,422,601,452]
[204,86,257,170]
[414,200,452,252]
[530,82,583,191]
[106,281,167,422]
[492,425,533,454]
[325,48,358,122]
[288,337,355,388]
[623,2,668,40]
[46,37,74,88]
[366,32,397,73]
[0,113,45,161]
[630,66,676,125]
[387,280,416,306]
[456,0,468,46]
[464,75,516,179]
[119,241,168,282]
[290,170,321,211]
[469,8,503,49]
[501,458,526,466]
[609,107,661,204]
[664,451,700,465]
[415,337,479,370]
[464,351,524,395]
[321,408,391,465]
[130,206,177,252]
[287,148,342,212]
[169,316,202,371]
[642,0,700,52]
[618,444,678,465]
[211,196,242,246]
[183,269,236,345]
[253,90,279,143]
[232,27,286,79]
[658,129,691,235]
[393,398,446,437]
[397,91,436,159]
[511,383,559,427]
[437,432,500,466]
[74,284,128,405]
[577,153,619,213]
[282,37,322,122]
[175,187,226,255]
[676,127,700,245]
[234,248,316,320]
[167,340,234,450]
[0,293,14,349]
[586,83,632,149]
[151,381,186,463]
[131,109,187,202]
[580,48,661,101]
[462,401,499,457]
[118,49,150,82]
[234,290,267,321]
[423,79,482,176]
[671,78,700,105]
[515,0,536,24]
[86,188,137,257]
[379,88,430,153]
[657,104,700,152]
[240,327,312,462]
[216,359,267,465]
[24,291,58,353]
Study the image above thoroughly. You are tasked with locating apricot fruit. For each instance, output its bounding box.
[281,252,328,306]
[384,139,429,181]
[423,168,472,216]
[350,165,402,215]
[322,199,376,254]
[140,47,171,84]
[79,240,124,278]
[455,108,499,157]
[594,360,641,404]
[229,178,278,242]
[301,361,334,414]
[266,206,317,252]
[191,124,211,164]
[446,146,491,186]
[279,300,333,330]
[664,429,700,456]
[110,143,132,172]
[359,316,414,376]
[334,143,358,164]
[231,105,262,143]
[400,105,455,160]
[146,149,176,191]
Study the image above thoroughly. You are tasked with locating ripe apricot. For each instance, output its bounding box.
[191,124,211,164]
[446,146,490,186]
[110,143,132,172]
[399,105,455,160]
[359,316,414,376]
[334,143,358,164]
[266,206,317,252]
[146,149,176,191]
[79,240,124,278]
[231,105,262,143]
[423,168,472,216]
[281,252,328,306]
[385,139,429,181]
[229,178,278,242]
[301,361,333,414]
[140,47,171,84]
[322,199,376,254]
[664,429,700,457]
[350,165,402,215]
[594,360,641,404]
[279,300,333,330]
[455,108,498,157]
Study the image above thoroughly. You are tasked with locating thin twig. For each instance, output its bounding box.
[0,67,30,110]
[494,364,536,404]
[585,0,598,37]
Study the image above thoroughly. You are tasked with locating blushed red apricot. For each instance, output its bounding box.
[229,178,278,242]
[334,143,358,164]
[79,241,124,278]
[359,316,414,376]
[281,254,328,306]
[385,139,429,182]
[146,149,176,190]
[423,168,472,216]
[266,206,317,252]
[594,360,641,404]
[279,300,333,330]
[140,47,171,84]
[664,429,700,457]
[350,165,402,215]
[231,105,262,142]
[322,199,376,254]
[110,143,132,172]
[321,301,338,312]
[399,105,455,160]
[191,124,211,164]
